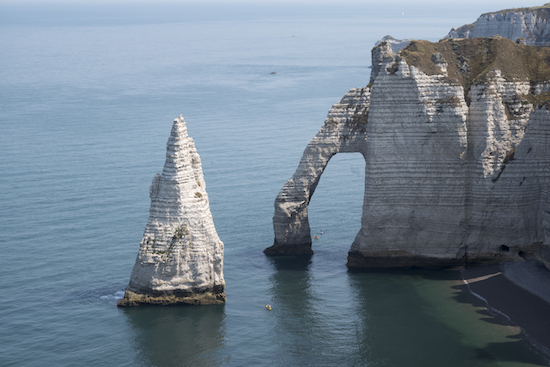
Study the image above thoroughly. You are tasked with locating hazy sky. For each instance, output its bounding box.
[0,0,544,4]
[0,0,544,27]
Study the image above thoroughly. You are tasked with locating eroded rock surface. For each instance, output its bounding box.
[267,38,550,269]
[266,87,370,255]
[118,115,225,306]
[448,4,550,46]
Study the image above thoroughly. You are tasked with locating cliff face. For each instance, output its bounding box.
[118,115,225,306]
[448,4,550,46]
[266,38,550,269]
[267,87,370,256]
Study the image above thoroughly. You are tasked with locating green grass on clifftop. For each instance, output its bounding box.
[400,37,550,106]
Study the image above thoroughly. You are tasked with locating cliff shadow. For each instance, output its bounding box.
[121,304,227,366]
[452,265,550,362]
[265,256,322,364]
[347,268,550,366]
[266,255,366,366]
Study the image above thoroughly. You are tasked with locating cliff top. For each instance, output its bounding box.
[450,3,550,43]
[481,3,550,17]
[399,37,550,104]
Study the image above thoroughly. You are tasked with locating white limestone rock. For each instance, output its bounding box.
[118,115,225,306]
[448,4,550,46]
[375,35,413,53]
[267,38,550,269]
[266,87,370,255]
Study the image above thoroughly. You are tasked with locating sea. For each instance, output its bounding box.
[1,1,549,366]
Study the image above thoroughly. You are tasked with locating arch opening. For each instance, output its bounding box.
[307,153,365,256]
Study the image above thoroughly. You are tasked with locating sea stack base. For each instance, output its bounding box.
[346,249,529,269]
[264,243,313,256]
[117,289,226,307]
[346,250,468,269]
[121,115,225,306]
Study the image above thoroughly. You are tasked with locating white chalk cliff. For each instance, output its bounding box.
[448,4,550,46]
[375,35,414,53]
[266,37,550,269]
[118,115,225,306]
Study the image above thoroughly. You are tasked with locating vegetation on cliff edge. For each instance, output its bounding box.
[400,37,550,106]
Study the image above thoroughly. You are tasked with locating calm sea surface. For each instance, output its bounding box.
[1,2,549,366]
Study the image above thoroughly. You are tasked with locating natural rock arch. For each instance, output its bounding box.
[264,87,370,256]
[266,38,550,269]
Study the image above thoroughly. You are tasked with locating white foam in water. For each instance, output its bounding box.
[100,291,125,302]
[461,275,511,321]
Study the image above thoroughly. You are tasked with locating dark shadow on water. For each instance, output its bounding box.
[451,280,550,363]
[266,255,370,366]
[347,269,473,367]
[451,269,550,363]
[347,266,462,281]
[476,340,549,365]
[266,256,319,365]
[121,304,227,367]
[346,268,550,367]
[267,254,313,272]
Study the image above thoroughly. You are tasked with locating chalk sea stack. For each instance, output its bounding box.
[118,115,225,306]
[266,36,550,270]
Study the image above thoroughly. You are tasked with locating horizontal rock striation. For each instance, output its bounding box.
[448,3,550,46]
[118,115,225,306]
[268,38,550,269]
[265,87,370,255]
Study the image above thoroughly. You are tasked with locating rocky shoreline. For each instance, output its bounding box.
[117,287,226,307]
[461,260,550,355]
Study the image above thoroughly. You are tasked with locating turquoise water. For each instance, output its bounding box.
[1,2,549,366]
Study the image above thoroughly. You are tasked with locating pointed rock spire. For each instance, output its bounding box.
[118,115,225,306]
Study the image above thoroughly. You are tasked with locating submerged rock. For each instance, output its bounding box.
[118,115,225,306]
[266,37,550,269]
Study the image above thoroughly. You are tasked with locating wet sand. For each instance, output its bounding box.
[461,260,550,355]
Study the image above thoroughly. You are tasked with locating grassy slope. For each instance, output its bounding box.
[399,37,550,106]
